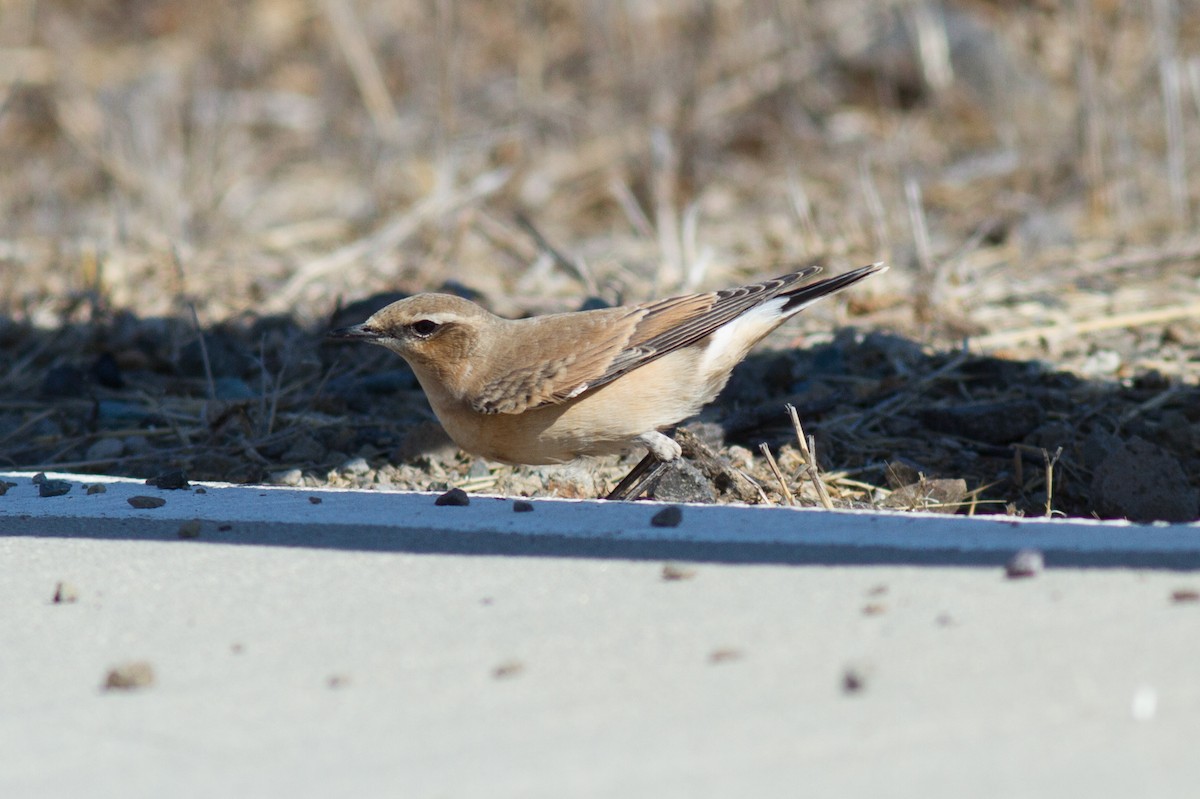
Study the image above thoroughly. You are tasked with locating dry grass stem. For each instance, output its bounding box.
[758,443,794,506]
[787,404,834,511]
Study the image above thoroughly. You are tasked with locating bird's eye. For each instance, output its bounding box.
[410,319,440,337]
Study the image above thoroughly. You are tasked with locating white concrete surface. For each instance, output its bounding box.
[3,472,1200,797]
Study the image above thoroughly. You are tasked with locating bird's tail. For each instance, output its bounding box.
[780,262,888,315]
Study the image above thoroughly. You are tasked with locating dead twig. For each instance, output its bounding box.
[758,442,794,506]
[787,403,834,510]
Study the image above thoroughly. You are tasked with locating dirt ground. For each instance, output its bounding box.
[1,0,1198,521]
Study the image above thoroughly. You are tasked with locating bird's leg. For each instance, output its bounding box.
[604,431,680,501]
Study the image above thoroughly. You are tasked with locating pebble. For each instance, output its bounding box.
[435,488,470,506]
[492,660,525,679]
[103,661,155,691]
[127,496,166,509]
[1005,548,1044,579]
[146,471,189,490]
[0,480,16,496]
[90,352,124,388]
[340,456,371,476]
[270,468,304,486]
[661,563,697,581]
[86,438,125,462]
[38,480,72,498]
[40,364,85,398]
[52,581,79,604]
[512,500,534,513]
[213,377,255,399]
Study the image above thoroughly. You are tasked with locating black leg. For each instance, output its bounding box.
[605,453,671,501]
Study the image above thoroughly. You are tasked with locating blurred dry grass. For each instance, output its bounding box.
[1,0,1199,516]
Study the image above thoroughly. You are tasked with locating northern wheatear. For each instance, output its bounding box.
[330,262,886,499]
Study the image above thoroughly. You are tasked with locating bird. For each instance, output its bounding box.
[329,262,886,500]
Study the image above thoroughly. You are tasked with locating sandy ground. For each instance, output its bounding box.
[4,535,1200,798]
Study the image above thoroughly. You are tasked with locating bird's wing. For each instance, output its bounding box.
[471,267,821,415]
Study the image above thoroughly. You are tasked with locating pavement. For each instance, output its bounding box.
[3,473,1200,797]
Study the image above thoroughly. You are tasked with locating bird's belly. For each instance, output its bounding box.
[427,351,718,465]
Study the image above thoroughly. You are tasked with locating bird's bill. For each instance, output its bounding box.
[327,323,381,341]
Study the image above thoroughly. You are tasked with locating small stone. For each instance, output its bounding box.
[38,480,72,498]
[862,603,887,616]
[708,648,743,664]
[308,496,322,505]
[85,437,125,462]
[661,563,696,581]
[52,581,79,604]
[842,665,870,695]
[194,487,207,495]
[340,456,371,476]
[146,470,189,490]
[1005,548,1044,579]
[0,480,17,496]
[31,472,47,484]
[86,484,107,495]
[41,364,86,398]
[218,524,232,532]
[213,377,255,399]
[649,459,716,504]
[90,352,124,389]
[435,487,470,506]
[269,468,303,486]
[492,660,525,679]
[512,500,534,513]
[1171,589,1199,604]
[103,661,155,691]
[177,520,201,539]
[650,505,683,527]
[128,496,166,509]
[281,433,325,464]
[327,674,350,689]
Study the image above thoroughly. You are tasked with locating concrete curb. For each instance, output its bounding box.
[3,471,1198,568]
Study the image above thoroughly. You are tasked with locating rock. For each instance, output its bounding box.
[339,457,371,476]
[96,401,150,424]
[86,484,107,495]
[127,496,166,509]
[52,581,79,603]
[90,352,124,389]
[0,480,16,496]
[86,438,125,462]
[1006,549,1044,579]
[38,480,72,497]
[435,487,470,506]
[213,377,255,399]
[103,661,155,691]
[270,468,304,486]
[650,458,716,504]
[282,434,325,464]
[513,500,534,513]
[146,471,189,490]
[883,478,968,513]
[1090,436,1199,522]
[40,364,86,398]
[661,563,696,581]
